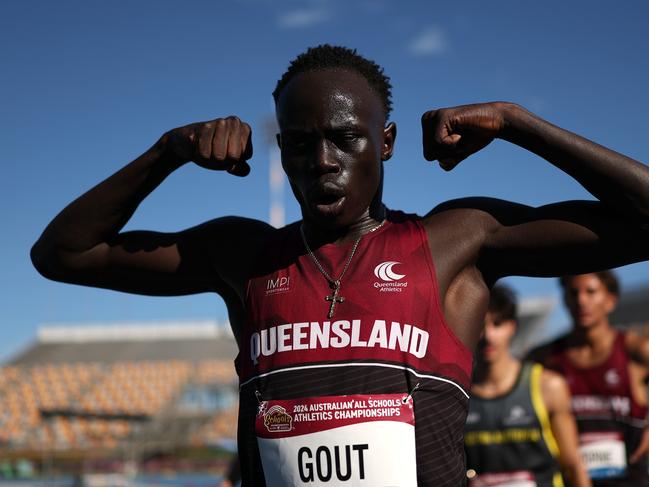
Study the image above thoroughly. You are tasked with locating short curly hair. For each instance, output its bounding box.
[273,44,393,119]
[559,270,620,297]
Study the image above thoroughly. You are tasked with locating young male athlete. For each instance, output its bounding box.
[32,45,649,486]
[529,272,649,486]
[465,286,591,487]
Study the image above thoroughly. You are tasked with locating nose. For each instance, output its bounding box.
[483,322,494,342]
[575,291,589,309]
[313,139,340,174]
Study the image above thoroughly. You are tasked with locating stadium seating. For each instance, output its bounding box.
[0,360,237,453]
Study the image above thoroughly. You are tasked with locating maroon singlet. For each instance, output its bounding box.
[544,331,648,486]
[235,211,472,486]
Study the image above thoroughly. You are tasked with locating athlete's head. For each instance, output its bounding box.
[273,45,397,229]
[479,285,518,363]
[559,271,619,329]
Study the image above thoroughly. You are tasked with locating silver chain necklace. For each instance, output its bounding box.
[300,219,386,319]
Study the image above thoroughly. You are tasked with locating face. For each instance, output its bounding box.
[563,274,617,329]
[275,68,395,228]
[477,311,516,363]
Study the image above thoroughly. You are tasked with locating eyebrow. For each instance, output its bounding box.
[281,123,362,135]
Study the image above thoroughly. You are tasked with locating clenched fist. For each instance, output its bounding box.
[421,102,508,171]
[164,116,253,176]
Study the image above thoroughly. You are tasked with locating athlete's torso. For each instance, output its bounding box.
[542,332,648,487]
[235,211,473,486]
[465,362,564,487]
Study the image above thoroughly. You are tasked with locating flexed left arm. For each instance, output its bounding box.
[422,102,649,221]
[422,103,649,281]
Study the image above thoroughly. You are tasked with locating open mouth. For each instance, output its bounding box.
[315,195,346,216]
[310,183,346,217]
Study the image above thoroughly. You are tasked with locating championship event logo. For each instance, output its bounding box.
[263,405,293,432]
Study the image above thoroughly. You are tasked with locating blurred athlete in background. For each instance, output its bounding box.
[466,285,591,487]
[530,271,649,486]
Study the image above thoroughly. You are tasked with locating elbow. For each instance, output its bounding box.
[31,240,54,279]
[30,239,66,281]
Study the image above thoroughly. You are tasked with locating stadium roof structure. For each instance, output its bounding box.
[510,296,556,358]
[8,320,238,365]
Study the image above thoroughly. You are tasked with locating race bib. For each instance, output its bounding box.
[467,470,536,487]
[579,431,627,479]
[255,393,417,486]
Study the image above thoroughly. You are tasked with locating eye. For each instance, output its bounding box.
[283,133,312,152]
[332,132,360,148]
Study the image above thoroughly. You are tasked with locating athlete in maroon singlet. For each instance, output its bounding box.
[531,272,649,487]
[32,45,649,486]
[238,211,471,484]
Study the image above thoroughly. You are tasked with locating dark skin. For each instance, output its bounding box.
[31,68,649,352]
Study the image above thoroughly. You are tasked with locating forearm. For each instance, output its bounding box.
[32,134,183,266]
[500,103,649,219]
[561,462,592,487]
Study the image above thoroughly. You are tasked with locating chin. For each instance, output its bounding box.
[574,319,595,329]
[305,205,360,229]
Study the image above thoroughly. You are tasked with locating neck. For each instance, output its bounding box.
[474,354,521,394]
[571,320,615,348]
[302,204,387,246]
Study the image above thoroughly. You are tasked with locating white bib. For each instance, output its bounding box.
[579,431,627,479]
[255,393,417,486]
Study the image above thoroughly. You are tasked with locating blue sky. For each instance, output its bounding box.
[2,0,649,361]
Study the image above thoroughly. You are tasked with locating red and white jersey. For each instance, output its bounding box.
[543,332,649,486]
[235,210,472,486]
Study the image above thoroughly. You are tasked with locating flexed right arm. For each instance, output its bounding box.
[31,117,272,299]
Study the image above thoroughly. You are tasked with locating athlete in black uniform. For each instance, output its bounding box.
[466,286,591,487]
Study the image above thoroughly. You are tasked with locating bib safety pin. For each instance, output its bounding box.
[403,382,420,404]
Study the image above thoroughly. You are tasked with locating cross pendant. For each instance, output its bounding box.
[325,280,345,319]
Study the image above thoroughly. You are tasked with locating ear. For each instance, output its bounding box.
[381,122,397,161]
[276,133,282,150]
[605,293,618,314]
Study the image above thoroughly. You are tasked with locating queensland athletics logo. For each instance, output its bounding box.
[263,405,293,432]
[373,261,408,293]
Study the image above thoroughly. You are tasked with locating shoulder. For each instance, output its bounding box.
[181,216,280,252]
[422,197,537,256]
[624,328,644,348]
[425,197,535,224]
[624,328,649,365]
[540,367,568,392]
[181,216,285,280]
[538,365,571,412]
[186,215,276,235]
[420,198,514,253]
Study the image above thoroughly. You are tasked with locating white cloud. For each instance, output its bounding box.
[408,26,447,56]
[277,8,331,29]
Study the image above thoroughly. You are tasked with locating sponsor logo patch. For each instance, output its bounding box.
[265,275,291,295]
